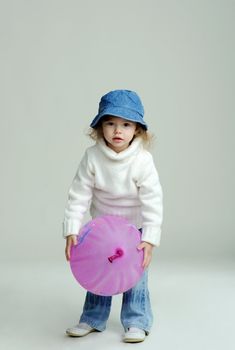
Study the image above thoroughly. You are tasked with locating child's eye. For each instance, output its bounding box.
[105,122,114,126]
[123,123,131,127]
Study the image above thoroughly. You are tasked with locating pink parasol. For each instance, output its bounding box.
[70,215,144,296]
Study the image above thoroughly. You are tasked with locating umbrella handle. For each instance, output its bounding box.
[108,248,124,263]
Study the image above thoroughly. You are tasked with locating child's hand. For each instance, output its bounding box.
[65,235,78,261]
[137,241,154,269]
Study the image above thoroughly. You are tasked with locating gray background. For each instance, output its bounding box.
[1,0,234,263]
[0,1,234,349]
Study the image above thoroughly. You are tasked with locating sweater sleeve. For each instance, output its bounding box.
[62,150,94,238]
[136,153,163,247]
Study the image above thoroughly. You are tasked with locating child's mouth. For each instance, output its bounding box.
[113,137,123,141]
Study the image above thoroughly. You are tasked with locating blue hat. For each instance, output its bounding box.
[90,90,148,130]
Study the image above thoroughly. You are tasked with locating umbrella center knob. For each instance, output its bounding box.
[108,248,124,263]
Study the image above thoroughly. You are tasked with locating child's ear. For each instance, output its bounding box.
[134,127,139,136]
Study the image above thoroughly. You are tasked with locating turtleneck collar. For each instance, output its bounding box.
[97,137,143,161]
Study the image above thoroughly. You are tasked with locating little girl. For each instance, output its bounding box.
[63,89,163,343]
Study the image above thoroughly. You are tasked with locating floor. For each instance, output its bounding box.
[0,258,234,350]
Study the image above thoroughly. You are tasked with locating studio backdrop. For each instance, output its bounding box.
[0,0,234,263]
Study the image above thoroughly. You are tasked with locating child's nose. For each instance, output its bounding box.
[114,125,121,133]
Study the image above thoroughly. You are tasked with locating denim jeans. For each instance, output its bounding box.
[79,270,153,334]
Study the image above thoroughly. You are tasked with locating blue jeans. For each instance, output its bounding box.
[79,270,153,334]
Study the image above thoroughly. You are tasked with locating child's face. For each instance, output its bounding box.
[102,116,137,153]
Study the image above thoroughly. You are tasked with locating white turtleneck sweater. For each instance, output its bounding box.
[62,137,163,246]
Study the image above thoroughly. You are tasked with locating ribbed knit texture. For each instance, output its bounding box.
[62,137,163,246]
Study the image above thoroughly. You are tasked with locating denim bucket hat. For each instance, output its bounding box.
[90,90,148,130]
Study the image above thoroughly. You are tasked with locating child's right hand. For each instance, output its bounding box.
[65,235,78,261]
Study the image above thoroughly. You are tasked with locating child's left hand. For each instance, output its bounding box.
[137,241,154,269]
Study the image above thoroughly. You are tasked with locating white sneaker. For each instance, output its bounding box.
[66,322,96,337]
[123,327,146,343]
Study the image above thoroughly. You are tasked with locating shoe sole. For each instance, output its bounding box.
[123,338,145,343]
[66,329,96,337]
